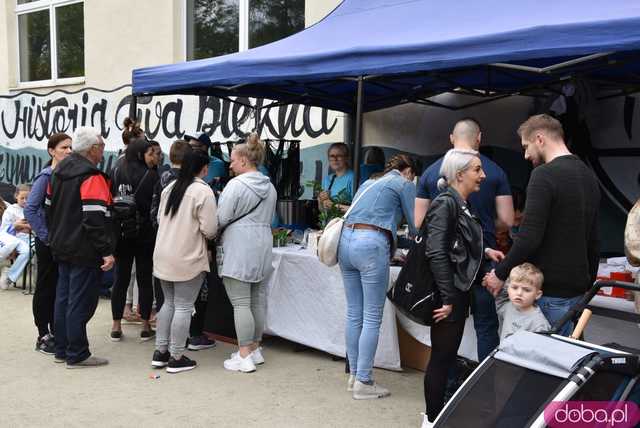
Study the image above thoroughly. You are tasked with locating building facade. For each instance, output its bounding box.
[0,0,343,195]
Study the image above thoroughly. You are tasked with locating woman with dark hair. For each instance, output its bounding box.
[151,150,217,373]
[24,133,73,355]
[110,138,159,341]
[338,154,418,399]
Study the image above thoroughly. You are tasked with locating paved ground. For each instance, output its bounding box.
[0,286,425,428]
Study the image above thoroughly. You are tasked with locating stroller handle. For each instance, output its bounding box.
[549,279,640,334]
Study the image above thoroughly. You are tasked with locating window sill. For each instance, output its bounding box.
[10,77,86,91]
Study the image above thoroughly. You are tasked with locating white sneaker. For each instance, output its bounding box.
[420,413,435,428]
[223,352,256,373]
[230,347,264,365]
[347,375,355,391]
[352,380,390,400]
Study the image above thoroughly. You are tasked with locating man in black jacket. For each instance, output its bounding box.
[484,114,600,336]
[47,126,116,368]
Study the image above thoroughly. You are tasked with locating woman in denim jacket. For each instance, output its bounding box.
[338,154,417,400]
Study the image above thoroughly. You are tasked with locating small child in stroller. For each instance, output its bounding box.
[495,262,550,343]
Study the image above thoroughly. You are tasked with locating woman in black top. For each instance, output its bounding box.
[422,149,487,427]
[110,138,160,341]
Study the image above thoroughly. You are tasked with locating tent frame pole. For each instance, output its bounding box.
[129,94,138,122]
[353,76,364,191]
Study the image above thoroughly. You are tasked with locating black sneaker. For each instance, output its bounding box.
[35,334,56,355]
[110,330,123,342]
[151,350,170,368]
[187,335,217,351]
[166,355,197,373]
[140,329,156,342]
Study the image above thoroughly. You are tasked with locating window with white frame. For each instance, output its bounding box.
[186,0,304,61]
[16,0,84,83]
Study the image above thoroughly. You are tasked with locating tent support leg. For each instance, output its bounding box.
[129,95,138,122]
[353,77,364,192]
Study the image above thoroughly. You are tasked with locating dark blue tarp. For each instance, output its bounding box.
[132,0,640,112]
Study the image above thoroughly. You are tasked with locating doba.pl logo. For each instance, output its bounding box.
[544,401,640,428]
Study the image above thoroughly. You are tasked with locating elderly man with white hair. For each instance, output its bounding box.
[47,126,115,368]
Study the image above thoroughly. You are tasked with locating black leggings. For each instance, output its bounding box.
[111,239,154,321]
[32,238,58,338]
[424,316,466,421]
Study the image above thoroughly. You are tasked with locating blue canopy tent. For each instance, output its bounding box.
[132,0,640,189]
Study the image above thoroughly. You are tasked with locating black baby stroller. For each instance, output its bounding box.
[432,280,640,428]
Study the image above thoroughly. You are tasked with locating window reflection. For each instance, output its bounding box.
[56,3,85,78]
[249,0,305,48]
[186,0,240,60]
[18,9,51,82]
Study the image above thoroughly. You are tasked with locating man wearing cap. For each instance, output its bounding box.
[185,133,227,188]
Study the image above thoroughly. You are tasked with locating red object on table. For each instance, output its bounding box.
[609,272,633,298]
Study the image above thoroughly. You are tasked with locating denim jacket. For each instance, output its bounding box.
[345,170,417,241]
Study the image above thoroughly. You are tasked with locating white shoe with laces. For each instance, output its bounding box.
[420,413,435,428]
[230,347,264,365]
[352,380,390,400]
[224,352,256,373]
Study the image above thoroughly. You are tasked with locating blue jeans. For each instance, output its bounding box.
[472,282,500,361]
[7,238,30,283]
[338,227,390,383]
[538,295,583,336]
[54,263,101,364]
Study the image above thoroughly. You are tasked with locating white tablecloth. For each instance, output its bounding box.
[264,246,402,370]
[264,246,639,370]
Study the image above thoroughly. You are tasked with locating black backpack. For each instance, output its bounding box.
[112,167,149,240]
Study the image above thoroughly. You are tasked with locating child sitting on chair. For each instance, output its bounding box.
[1,184,32,243]
[495,262,551,342]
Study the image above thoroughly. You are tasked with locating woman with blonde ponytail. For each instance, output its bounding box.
[216,133,277,373]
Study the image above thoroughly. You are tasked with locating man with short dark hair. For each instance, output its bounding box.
[484,114,600,336]
[415,118,514,361]
[48,126,115,368]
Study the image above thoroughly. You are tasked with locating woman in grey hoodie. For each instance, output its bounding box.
[217,133,277,373]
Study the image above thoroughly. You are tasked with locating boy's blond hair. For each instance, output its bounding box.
[507,262,544,290]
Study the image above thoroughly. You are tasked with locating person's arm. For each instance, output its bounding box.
[400,181,418,236]
[414,168,433,229]
[495,168,514,228]
[24,174,49,243]
[216,181,240,229]
[150,179,162,230]
[425,197,458,305]
[79,174,115,260]
[414,198,431,230]
[198,191,219,240]
[494,171,553,281]
[0,207,16,234]
[495,195,515,229]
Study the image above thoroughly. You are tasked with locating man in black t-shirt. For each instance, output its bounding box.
[484,114,600,336]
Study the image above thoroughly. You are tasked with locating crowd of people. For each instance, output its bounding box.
[0,112,601,425]
[321,115,599,427]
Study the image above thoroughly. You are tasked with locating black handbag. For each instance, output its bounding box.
[387,221,441,326]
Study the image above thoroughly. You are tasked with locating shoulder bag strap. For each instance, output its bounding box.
[219,181,266,236]
[344,174,394,219]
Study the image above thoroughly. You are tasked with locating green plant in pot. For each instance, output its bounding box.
[273,228,290,247]
[318,188,351,229]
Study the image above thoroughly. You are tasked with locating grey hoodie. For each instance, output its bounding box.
[217,171,277,282]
